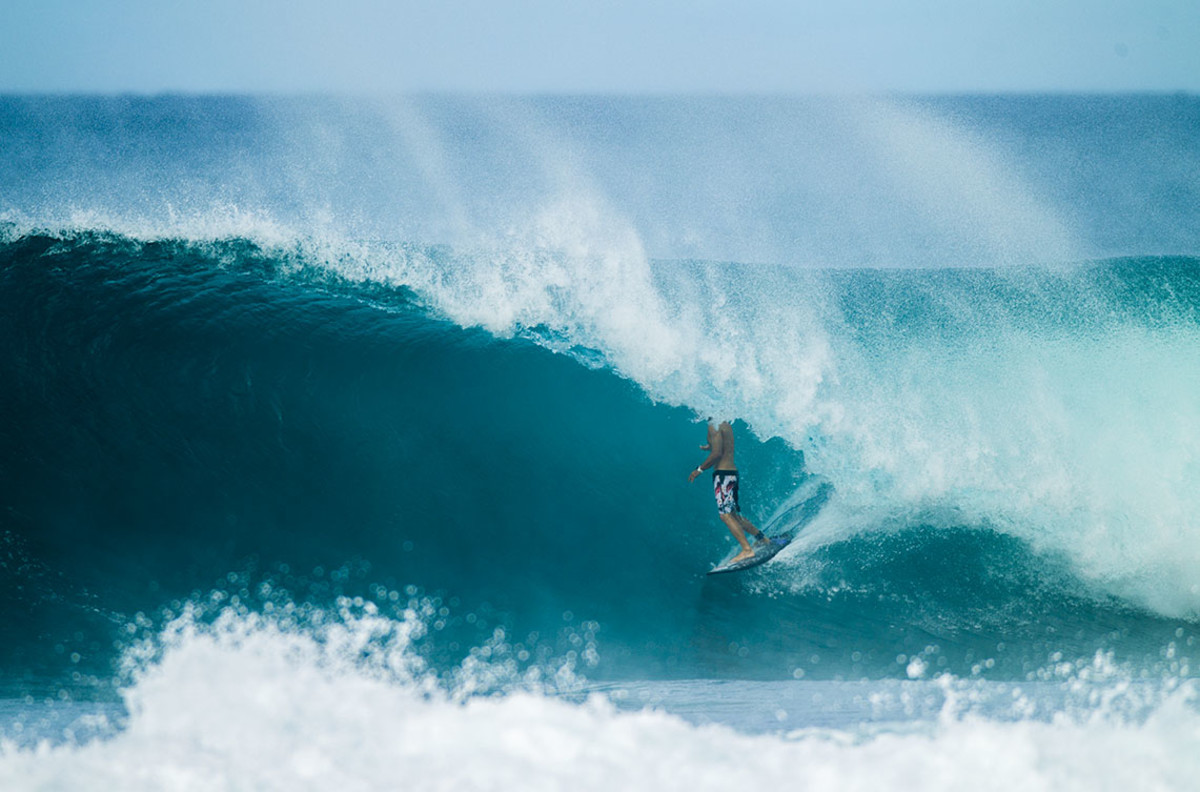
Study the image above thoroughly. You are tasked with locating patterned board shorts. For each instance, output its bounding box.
[712,470,741,515]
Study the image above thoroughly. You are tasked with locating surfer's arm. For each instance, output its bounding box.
[688,433,723,482]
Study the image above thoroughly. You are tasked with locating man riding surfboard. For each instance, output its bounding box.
[688,418,770,565]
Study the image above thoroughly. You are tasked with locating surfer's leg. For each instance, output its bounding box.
[715,472,755,562]
[736,514,768,544]
[720,513,756,563]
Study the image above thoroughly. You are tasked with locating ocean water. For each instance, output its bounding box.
[1,94,1199,789]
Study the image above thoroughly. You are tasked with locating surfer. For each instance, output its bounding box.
[688,418,769,565]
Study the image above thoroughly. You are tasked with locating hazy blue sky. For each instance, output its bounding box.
[2,0,1197,93]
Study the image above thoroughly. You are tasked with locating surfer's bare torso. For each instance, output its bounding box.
[707,421,736,471]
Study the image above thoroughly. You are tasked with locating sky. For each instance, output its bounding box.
[1,0,1197,93]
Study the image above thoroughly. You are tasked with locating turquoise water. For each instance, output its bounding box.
[1,95,1199,789]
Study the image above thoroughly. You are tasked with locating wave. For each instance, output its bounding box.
[2,229,1198,699]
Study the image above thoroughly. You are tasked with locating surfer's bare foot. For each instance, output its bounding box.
[753,534,770,546]
[730,547,756,564]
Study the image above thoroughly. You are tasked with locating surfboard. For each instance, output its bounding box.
[707,531,796,575]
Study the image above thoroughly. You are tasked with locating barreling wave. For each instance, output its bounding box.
[1,227,1197,697]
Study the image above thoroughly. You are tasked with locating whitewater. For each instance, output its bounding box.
[2,94,1199,789]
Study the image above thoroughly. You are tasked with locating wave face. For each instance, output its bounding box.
[1,96,1200,785]
[2,229,1197,692]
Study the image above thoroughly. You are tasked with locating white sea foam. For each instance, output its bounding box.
[1,607,1197,791]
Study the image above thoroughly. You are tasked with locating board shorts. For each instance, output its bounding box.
[712,470,741,515]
